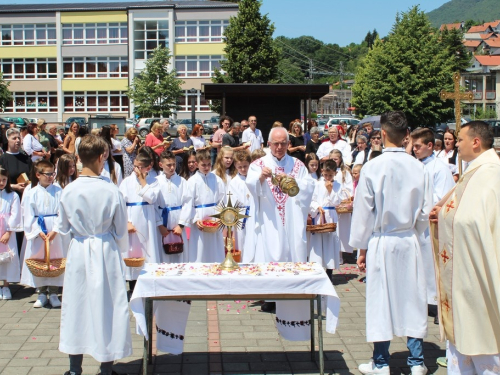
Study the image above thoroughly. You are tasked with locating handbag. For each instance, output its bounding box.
[162,232,184,255]
[0,249,14,264]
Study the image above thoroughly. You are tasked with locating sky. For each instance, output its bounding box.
[2,0,451,46]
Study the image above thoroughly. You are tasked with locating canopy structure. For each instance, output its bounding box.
[202,83,329,142]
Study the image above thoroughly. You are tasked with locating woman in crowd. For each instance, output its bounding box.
[23,123,48,162]
[305,126,321,155]
[304,120,318,144]
[180,150,197,180]
[74,126,88,160]
[169,125,194,173]
[436,129,459,177]
[121,128,142,177]
[288,120,306,163]
[190,124,206,151]
[145,123,170,157]
[110,124,124,173]
[62,122,79,155]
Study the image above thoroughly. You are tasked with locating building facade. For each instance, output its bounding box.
[0,1,238,122]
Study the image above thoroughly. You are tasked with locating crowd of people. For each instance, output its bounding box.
[0,112,498,375]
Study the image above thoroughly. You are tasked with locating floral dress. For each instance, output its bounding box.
[121,137,137,177]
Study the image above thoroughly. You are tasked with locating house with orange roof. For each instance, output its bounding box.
[465,24,495,40]
[463,40,483,53]
[439,22,463,32]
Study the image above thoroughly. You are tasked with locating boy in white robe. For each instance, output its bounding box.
[56,135,131,375]
[179,149,225,263]
[156,150,188,264]
[350,111,431,375]
[308,160,342,277]
[119,150,160,288]
[21,159,64,308]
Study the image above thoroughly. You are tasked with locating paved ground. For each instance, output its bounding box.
[0,261,447,375]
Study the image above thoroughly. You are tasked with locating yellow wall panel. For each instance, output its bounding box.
[0,46,57,58]
[174,43,225,56]
[62,79,128,91]
[61,11,127,24]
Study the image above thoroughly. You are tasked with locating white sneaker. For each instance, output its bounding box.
[358,361,390,375]
[411,364,428,375]
[49,293,61,308]
[2,287,12,300]
[33,294,48,308]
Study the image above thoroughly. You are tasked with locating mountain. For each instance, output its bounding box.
[427,0,500,28]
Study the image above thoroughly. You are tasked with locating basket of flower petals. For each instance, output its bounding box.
[306,212,337,234]
[123,257,145,267]
[200,219,220,233]
[25,239,66,278]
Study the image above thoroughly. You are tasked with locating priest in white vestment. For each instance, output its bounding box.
[430,121,500,373]
[350,111,431,375]
[316,126,353,165]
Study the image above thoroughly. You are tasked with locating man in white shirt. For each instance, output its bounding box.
[317,127,352,165]
[241,115,264,152]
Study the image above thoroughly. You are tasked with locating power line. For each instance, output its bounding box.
[303,36,353,60]
[278,68,304,84]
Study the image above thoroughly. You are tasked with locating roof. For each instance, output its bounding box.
[0,1,238,13]
[463,40,482,48]
[439,22,462,31]
[202,84,330,100]
[480,32,497,40]
[484,20,500,29]
[474,55,500,66]
[485,39,500,48]
[468,25,493,33]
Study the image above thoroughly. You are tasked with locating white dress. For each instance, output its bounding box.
[335,168,354,253]
[349,148,432,342]
[308,181,342,269]
[20,184,65,288]
[119,173,161,280]
[100,161,123,186]
[179,171,225,263]
[156,173,189,263]
[56,176,132,362]
[0,190,22,282]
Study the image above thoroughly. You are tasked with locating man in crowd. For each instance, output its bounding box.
[222,122,249,151]
[161,118,170,138]
[211,116,231,165]
[241,115,264,152]
[430,121,500,374]
[317,126,352,164]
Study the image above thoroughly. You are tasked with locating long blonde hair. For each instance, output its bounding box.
[214,146,236,183]
[329,149,351,184]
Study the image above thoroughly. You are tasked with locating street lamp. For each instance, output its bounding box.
[189,88,197,127]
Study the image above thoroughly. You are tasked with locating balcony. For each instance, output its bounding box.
[485,90,496,100]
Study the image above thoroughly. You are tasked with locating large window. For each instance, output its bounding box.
[64,91,129,112]
[134,20,169,59]
[175,20,228,43]
[5,92,58,113]
[62,23,127,45]
[63,57,128,78]
[1,58,57,80]
[177,90,210,112]
[175,55,222,78]
[1,24,56,46]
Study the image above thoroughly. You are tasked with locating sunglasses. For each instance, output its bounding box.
[242,125,249,128]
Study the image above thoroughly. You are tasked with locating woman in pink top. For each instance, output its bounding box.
[144,123,170,156]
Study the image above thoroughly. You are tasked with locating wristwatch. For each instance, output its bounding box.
[178,224,185,229]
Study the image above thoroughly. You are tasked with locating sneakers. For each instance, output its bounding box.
[358,361,390,374]
[436,357,447,367]
[2,286,12,300]
[49,293,61,308]
[33,294,48,308]
[411,364,428,375]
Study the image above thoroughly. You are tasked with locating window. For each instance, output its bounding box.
[62,57,128,78]
[64,91,129,112]
[1,24,56,46]
[134,20,169,59]
[175,55,222,78]
[177,90,210,112]
[62,23,127,45]
[5,92,57,113]
[175,20,229,43]
[0,58,57,80]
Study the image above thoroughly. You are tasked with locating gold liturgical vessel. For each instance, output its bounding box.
[210,193,249,271]
[271,174,300,197]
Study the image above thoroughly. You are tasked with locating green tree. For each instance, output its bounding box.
[127,46,184,118]
[352,6,457,127]
[0,72,13,112]
[440,27,470,72]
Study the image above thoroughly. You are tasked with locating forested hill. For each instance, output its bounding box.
[427,0,500,28]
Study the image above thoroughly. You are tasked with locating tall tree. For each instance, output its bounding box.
[440,27,471,72]
[352,6,457,127]
[0,72,13,112]
[127,46,184,118]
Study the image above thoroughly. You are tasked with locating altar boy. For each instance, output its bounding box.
[179,148,225,263]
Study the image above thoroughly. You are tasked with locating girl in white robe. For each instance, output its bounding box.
[156,151,189,264]
[0,168,23,300]
[179,150,225,263]
[119,151,160,284]
[21,160,64,308]
[213,146,235,198]
[100,153,123,186]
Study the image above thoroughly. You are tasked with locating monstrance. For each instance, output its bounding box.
[210,192,249,271]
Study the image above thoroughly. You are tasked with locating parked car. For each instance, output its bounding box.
[484,119,500,137]
[325,117,360,130]
[136,118,161,138]
[2,117,29,127]
[65,117,87,132]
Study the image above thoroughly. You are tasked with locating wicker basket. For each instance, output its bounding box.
[336,200,353,214]
[25,238,66,278]
[307,212,337,233]
[123,257,145,267]
[201,220,219,233]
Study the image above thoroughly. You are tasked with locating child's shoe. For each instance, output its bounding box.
[2,287,12,300]
[33,294,48,308]
[49,293,61,308]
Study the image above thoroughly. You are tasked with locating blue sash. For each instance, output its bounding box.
[241,206,250,229]
[323,206,336,211]
[194,203,217,209]
[159,205,182,227]
[35,214,57,235]
[126,202,151,207]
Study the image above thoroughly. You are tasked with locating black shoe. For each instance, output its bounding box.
[434,315,439,325]
[260,302,276,312]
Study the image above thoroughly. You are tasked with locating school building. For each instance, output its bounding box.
[0,1,238,122]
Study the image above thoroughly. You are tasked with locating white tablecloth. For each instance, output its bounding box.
[130,262,340,353]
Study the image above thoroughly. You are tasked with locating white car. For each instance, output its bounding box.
[325,117,360,130]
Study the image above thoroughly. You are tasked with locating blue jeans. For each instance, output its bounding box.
[210,148,217,166]
[373,337,424,368]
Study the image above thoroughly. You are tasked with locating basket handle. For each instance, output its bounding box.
[45,238,50,271]
[319,211,326,225]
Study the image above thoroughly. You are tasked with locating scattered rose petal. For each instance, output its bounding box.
[23,310,26,313]
[235,300,240,303]
[227,304,231,307]
[24,357,28,359]
[242,305,246,309]
[236,309,240,314]
[226,309,229,312]
[32,337,36,340]
[345,289,350,291]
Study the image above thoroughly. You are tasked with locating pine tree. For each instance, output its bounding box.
[127,46,184,118]
[352,6,457,127]
[440,27,470,72]
[0,72,12,112]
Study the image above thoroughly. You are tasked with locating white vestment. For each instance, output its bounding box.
[419,154,455,305]
[119,173,161,280]
[309,180,342,269]
[56,176,132,362]
[316,139,353,165]
[349,148,432,342]
[0,190,22,282]
[21,184,65,288]
[335,168,354,253]
[246,153,315,262]
[179,171,225,263]
[156,173,189,263]
[100,161,123,186]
